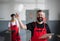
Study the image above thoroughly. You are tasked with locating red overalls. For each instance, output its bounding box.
[31,22,47,41]
[10,22,21,41]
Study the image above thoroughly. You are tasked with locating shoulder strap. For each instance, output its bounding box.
[15,21,17,25]
[32,22,37,28]
[44,23,46,28]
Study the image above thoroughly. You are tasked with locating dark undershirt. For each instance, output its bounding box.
[26,22,51,37]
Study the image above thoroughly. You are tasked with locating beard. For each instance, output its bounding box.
[37,17,43,22]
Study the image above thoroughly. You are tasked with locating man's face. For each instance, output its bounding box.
[37,12,44,22]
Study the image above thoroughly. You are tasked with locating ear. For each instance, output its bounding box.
[43,17,47,23]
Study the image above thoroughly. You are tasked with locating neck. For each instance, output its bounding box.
[11,18,15,21]
[37,21,43,24]
[12,18,14,20]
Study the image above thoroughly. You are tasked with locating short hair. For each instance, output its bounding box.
[37,10,43,13]
[10,14,15,17]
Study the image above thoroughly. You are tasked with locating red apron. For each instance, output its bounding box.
[10,23,21,41]
[31,22,47,41]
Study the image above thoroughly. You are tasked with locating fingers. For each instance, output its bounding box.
[48,35,52,39]
[15,13,19,18]
[57,35,60,38]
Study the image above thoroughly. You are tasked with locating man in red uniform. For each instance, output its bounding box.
[8,14,21,41]
[16,10,52,41]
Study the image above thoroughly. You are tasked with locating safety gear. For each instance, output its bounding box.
[31,22,47,41]
[10,22,21,41]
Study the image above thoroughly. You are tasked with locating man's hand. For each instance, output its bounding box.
[39,34,48,39]
[39,35,52,39]
[57,35,60,38]
[39,33,54,39]
[8,28,11,32]
[15,13,27,29]
[15,13,20,19]
[48,35,52,39]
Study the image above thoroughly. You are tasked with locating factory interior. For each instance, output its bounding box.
[0,0,60,41]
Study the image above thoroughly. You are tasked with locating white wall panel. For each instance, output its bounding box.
[45,0,60,20]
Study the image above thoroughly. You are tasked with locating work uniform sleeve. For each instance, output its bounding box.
[8,22,10,28]
[26,22,34,31]
[46,24,51,33]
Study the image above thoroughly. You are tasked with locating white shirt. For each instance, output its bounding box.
[8,19,20,33]
[8,19,19,28]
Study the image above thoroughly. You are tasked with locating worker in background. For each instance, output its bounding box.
[8,14,21,41]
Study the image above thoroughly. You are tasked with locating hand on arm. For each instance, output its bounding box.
[15,13,27,29]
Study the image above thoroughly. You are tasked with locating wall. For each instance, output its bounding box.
[0,0,60,21]
[45,0,60,21]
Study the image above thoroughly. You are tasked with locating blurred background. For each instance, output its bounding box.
[0,0,60,41]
